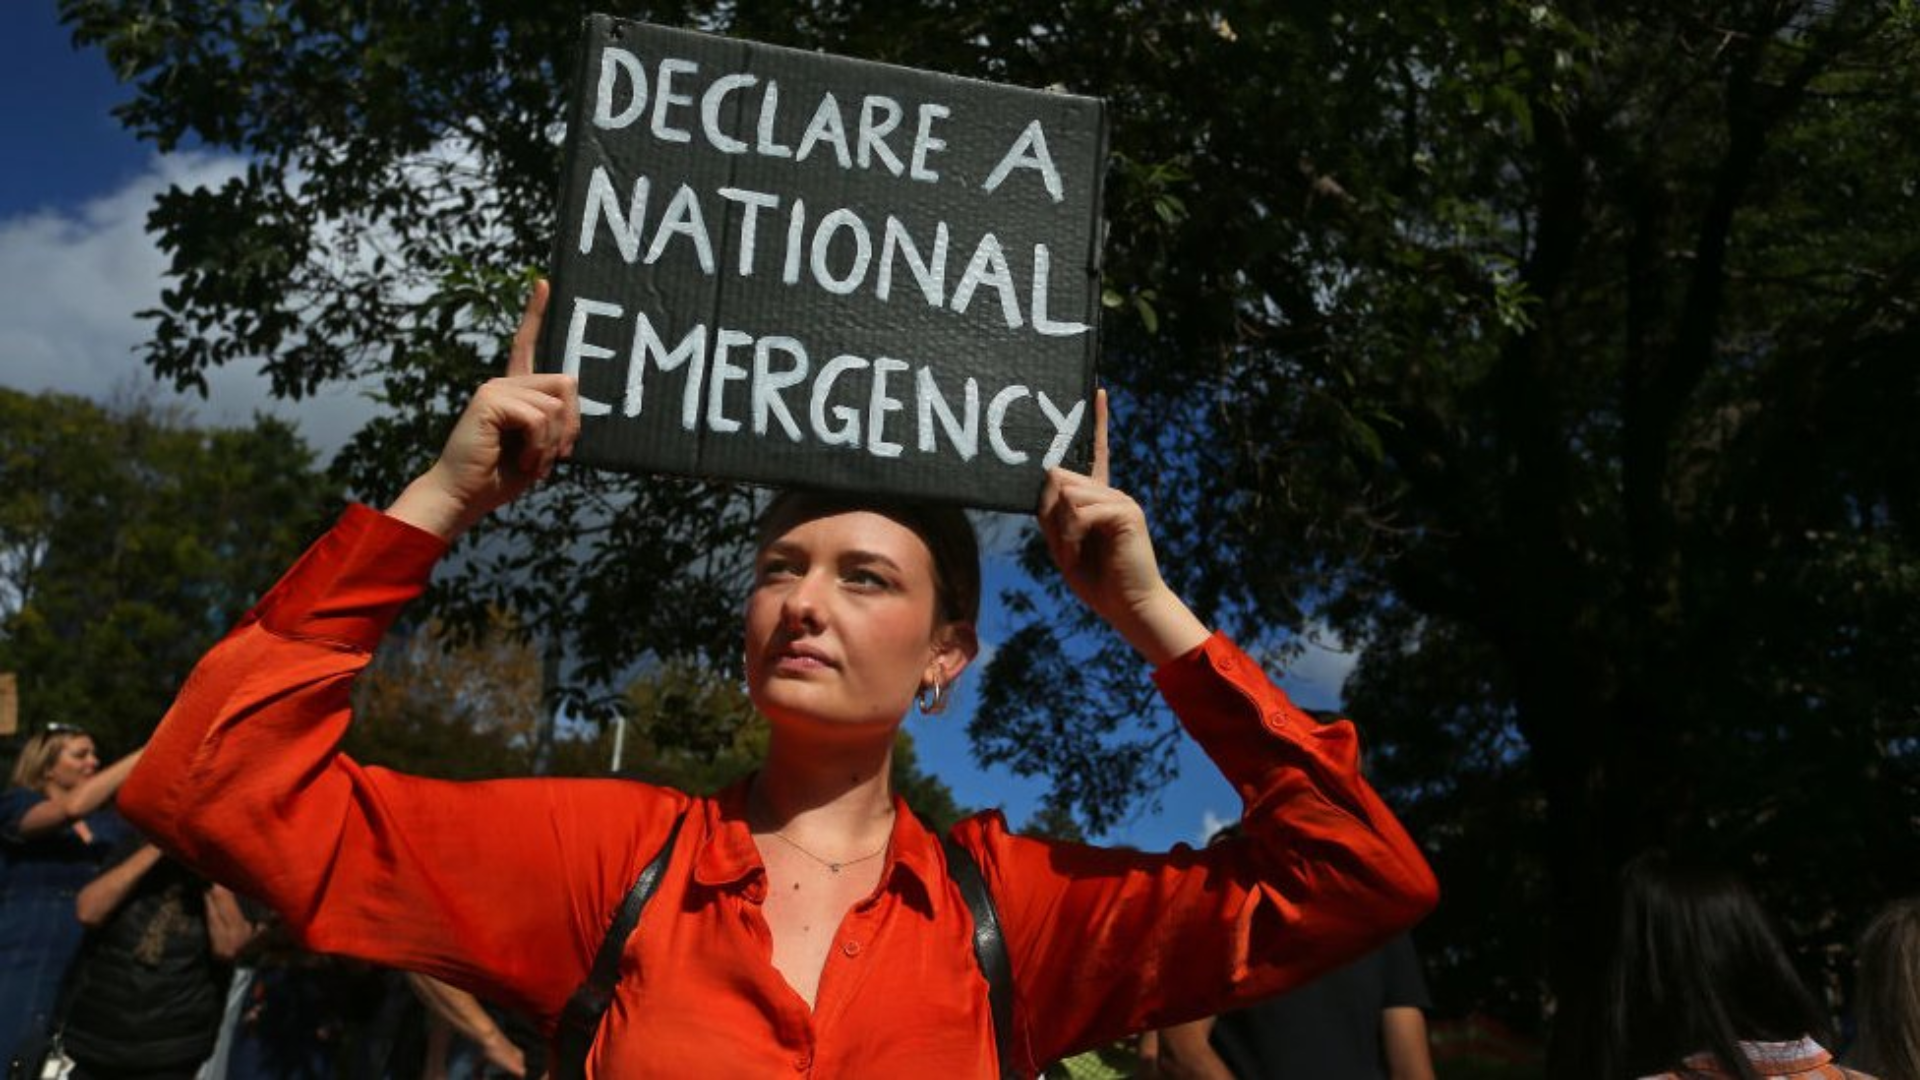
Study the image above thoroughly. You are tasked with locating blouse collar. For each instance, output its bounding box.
[691,775,942,913]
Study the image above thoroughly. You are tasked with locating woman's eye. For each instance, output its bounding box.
[845,568,890,589]
[757,559,797,581]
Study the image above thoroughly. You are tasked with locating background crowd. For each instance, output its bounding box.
[6,721,1918,1079]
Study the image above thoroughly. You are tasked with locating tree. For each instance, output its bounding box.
[63,0,765,737]
[62,0,1920,1050]
[1001,2,1916,1059]
[349,608,549,778]
[0,386,338,754]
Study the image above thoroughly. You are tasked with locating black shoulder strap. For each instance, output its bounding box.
[551,811,1017,1079]
[939,827,1019,1079]
[552,810,686,1080]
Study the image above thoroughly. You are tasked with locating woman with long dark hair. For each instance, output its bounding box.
[1601,851,1868,1080]
[119,283,1437,1076]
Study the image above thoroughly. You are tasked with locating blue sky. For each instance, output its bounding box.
[1,4,1356,850]
[3,11,146,212]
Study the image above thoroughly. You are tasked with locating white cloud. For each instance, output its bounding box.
[0,152,377,457]
[1199,808,1234,847]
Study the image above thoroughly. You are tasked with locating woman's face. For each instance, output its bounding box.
[745,509,974,734]
[44,735,99,792]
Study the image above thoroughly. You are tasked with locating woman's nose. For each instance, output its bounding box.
[780,572,826,631]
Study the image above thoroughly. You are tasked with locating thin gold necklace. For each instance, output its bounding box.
[767,828,890,874]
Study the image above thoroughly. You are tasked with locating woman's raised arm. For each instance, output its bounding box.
[969,389,1438,1067]
[117,281,672,1022]
[1037,389,1209,666]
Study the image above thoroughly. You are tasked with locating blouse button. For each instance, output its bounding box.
[841,939,862,957]
[793,1053,813,1071]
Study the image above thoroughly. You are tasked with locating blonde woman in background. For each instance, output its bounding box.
[1,723,143,1071]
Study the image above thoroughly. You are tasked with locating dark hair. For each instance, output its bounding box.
[1854,896,1920,1080]
[754,489,980,625]
[1601,851,1831,1080]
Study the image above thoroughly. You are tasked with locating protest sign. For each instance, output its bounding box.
[538,16,1108,511]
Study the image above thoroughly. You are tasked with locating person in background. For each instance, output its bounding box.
[1144,931,1435,1080]
[1850,896,1920,1080]
[1141,820,1436,1080]
[1599,851,1870,1080]
[196,887,273,1080]
[58,836,260,1080]
[215,944,371,1080]
[1,723,142,1072]
[407,972,541,1080]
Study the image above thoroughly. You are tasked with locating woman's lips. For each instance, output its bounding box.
[773,644,836,672]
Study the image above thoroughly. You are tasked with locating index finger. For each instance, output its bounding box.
[507,278,550,378]
[1091,386,1110,487]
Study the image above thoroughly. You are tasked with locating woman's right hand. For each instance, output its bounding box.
[387,280,581,541]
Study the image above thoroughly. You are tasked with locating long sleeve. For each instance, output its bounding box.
[118,505,688,1024]
[963,633,1439,1069]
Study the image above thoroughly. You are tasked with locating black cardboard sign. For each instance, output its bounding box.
[538,16,1108,512]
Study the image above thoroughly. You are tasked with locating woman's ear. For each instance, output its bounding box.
[928,620,980,687]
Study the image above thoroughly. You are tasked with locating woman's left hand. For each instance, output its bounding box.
[1039,390,1209,666]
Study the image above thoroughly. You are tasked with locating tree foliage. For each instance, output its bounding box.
[63,0,765,731]
[349,609,550,778]
[0,386,338,755]
[1082,2,1914,1055]
[351,620,969,824]
[61,0,1920,1046]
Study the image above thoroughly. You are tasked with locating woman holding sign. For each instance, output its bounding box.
[119,283,1436,1077]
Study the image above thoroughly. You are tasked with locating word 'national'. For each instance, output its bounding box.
[578,170,1090,338]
